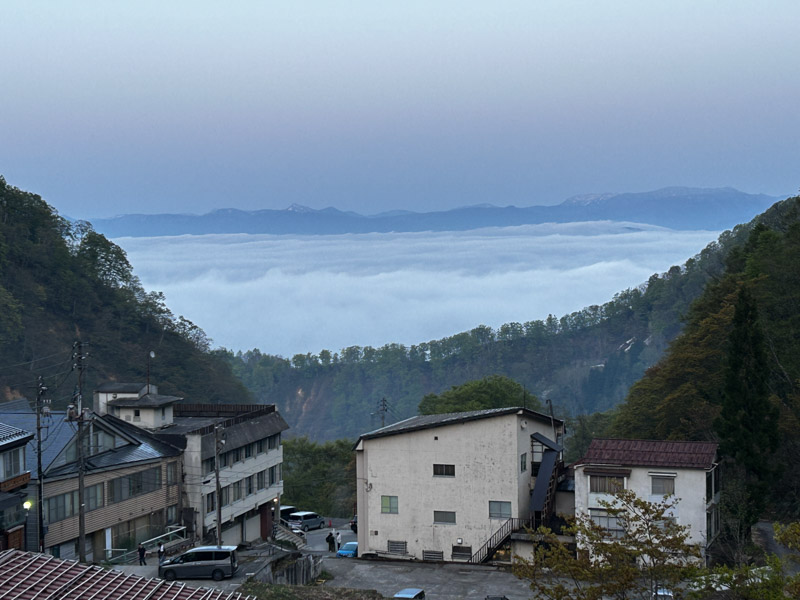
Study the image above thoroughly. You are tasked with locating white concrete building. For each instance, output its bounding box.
[93,383,289,546]
[573,438,720,558]
[355,407,565,563]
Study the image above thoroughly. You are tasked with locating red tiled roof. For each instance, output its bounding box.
[0,550,253,600]
[575,438,718,470]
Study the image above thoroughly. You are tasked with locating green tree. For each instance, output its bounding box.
[418,374,540,415]
[514,489,702,600]
[715,286,780,523]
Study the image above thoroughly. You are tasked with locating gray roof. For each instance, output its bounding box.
[0,399,74,478]
[108,393,181,408]
[0,421,34,447]
[45,414,181,478]
[359,406,563,442]
[0,399,181,480]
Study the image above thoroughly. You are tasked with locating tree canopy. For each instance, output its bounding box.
[418,374,541,414]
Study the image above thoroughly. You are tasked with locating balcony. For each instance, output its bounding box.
[0,471,30,492]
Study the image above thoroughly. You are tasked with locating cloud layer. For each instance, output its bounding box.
[117,223,719,357]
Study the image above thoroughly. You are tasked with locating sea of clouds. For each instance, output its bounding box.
[115,222,720,357]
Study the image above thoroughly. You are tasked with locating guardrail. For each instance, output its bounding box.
[105,525,188,565]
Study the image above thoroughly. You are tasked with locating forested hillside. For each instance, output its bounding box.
[0,177,251,406]
[610,195,800,517]
[223,199,799,441]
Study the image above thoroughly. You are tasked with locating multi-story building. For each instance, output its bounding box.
[0,423,34,550]
[93,383,289,547]
[354,407,566,563]
[1,397,183,560]
[573,438,720,559]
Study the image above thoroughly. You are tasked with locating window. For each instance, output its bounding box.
[232,480,242,502]
[433,510,456,524]
[433,464,455,477]
[233,448,242,463]
[245,444,253,459]
[219,452,228,468]
[221,485,230,506]
[381,495,398,514]
[451,545,472,561]
[167,504,178,524]
[161,407,166,419]
[108,467,161,503]
[2,447,23,478]
[246,475,254,496]
[590,475,624,494]
[204,457,215,475]
[520,452,527,472]
[268,434,280,450]
[206,492,215,513]
[257,439,265,454]
[651,475,675,496]
[489,501,512,519]
[45,490,78,523]
[269,465,278,486]
[257,470,266,489]
[167,462,178,485]
[589,508,624,538]
[133,409,141,422]
[86,483,104,511]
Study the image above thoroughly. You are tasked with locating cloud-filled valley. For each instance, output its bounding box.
[116,222,720,357]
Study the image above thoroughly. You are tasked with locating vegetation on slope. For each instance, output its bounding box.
[610,197,800,519]
[223,205,771,441]
[0,176,251,406]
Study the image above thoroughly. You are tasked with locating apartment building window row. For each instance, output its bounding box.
[44,484,104,524]
[108,466,161,503]
[205,434,282,475]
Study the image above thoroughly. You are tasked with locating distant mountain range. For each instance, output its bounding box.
[92,187,781,237]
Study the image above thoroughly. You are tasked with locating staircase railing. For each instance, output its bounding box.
[468,517,530,564]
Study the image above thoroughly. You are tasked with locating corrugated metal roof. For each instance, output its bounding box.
[575,438,718,470]
[358,406,562,442]
[0,549,254,600]
[0,421,34,447]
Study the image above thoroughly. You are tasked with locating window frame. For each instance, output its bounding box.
[433,463,455,477]
[381,495,399,514]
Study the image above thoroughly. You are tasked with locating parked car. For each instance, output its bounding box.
[158,545,238,582]
[651,588,674,600]
[286,511,325,531]
[349,514,357,533]
[337,541,358,558]
[394,589,425,599]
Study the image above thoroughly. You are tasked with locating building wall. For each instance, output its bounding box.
[356,413,560,561]
[43,459,180,551]
[185,432,283,544]
[574,464,710,550]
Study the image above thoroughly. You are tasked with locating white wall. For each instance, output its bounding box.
[357,412,560,560]
[574,465,710,550]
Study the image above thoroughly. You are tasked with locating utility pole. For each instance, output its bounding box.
[377,397,388,428]
[35,376,49,553]
[73,341,88,563]
[214,424,225,547]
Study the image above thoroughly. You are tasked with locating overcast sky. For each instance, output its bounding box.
[118,223,719,356]
[2,1,798,219]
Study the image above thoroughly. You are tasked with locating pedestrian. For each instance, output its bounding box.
[158,542,165,564]
[326,531,335,552]
[137,543,147,566]
[336,530,342,551]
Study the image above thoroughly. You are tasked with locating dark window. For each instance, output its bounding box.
[433,510,456,524]
[433,464,455,477]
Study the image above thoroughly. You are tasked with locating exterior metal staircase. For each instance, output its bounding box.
[273,524,308,549]
[468,517,530,564]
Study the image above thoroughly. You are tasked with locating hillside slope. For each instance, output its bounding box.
[225,197,800,441]
[0,177,251,407]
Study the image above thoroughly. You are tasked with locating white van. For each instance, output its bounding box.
[158,545,238,581]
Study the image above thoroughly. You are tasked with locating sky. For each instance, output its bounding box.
[2,1,799,219]
[117,224,719,356]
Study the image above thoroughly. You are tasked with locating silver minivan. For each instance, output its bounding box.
[158,545,238,581]
[286,511,325,531]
